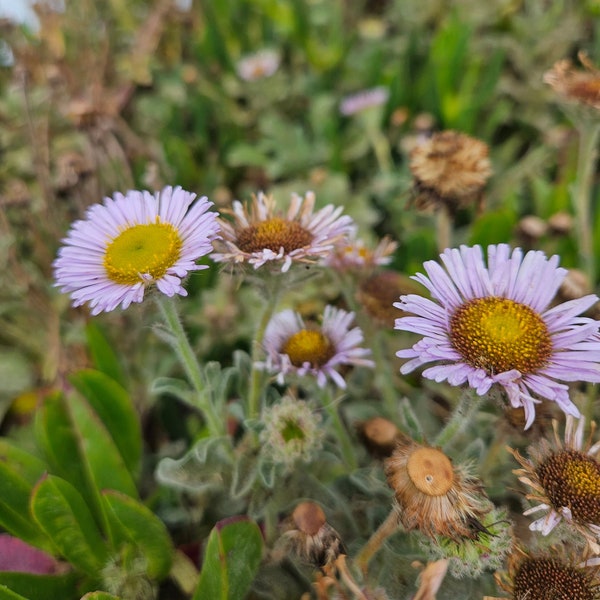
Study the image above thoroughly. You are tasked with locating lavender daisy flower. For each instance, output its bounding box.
[339,86,389,116]
[211,191,354,272]
[54,186,220,315]
[260,305,374,389]
[395,244,600,428]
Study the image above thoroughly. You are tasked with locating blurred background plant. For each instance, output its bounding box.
[1,0,600,598]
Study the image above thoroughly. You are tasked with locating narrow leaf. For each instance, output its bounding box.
[69,369,141,477]
[85,322,126,387]
[30,475,109,577]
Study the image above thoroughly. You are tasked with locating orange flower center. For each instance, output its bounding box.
[449,296,552,375]
[406,447,454,496]
[236,218,313,254]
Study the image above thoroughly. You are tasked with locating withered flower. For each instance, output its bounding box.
[357,417,401,458]
[544,52,600,111]
[409,130,492,213]
[280,502,345,570]
[384,437,490,540]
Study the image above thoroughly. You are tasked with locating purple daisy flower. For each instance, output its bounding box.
[260,305,374,389]
[395,244,600,428]
[54,186,220,315]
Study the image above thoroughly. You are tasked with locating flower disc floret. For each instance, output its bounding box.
[54,186,220,314]
[537,450,600,525]
[282,330,335,368]
[395,244,600,428]
[236,218,313,254]
[449,296,552,374]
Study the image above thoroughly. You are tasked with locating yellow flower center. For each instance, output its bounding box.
[537,450,600,525]
[449,296,552,374]
[406,447,454,496]
[236,218,313,254]
[103,221,182,285]
[514,558,595,600]
[282,329,335,368]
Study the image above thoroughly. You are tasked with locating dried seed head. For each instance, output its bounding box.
[359,270,423,327]
[385,437,490,540]
[358,417,401,458]
[293,502,327,536]
[557,269,593,303]
[516,215,548,242]
[281,502,346,570]
[544,52,600,111]
[409,130,492,213]
[548,211,574,235]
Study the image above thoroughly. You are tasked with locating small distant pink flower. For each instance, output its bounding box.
[236,49,280,81]
[340,86,389,116]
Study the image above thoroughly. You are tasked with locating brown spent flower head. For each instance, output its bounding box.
[280,502,346,570]
[384,437,490,540]
[494,547,600,600]
[409,130,492,212]
[358,270,424,327]
[357,417,402,458]
[544,52,600,111]
[509,417,600,554]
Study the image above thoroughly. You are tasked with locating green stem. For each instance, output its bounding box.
[247,276,283,419]
[323,388,358,471]
[365,122,393,173]
[433,391,482,450]
[155,295,225,437]
[573,121,600,285]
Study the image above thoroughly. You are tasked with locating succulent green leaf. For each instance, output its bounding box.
[80,593,122,600]
[0,585,30,600]
[194,518,263,600]
[69,369,141,477]
[85,322,126,387]
[30,474,109,577]
[0,571,80,600]
[101,490,173,580]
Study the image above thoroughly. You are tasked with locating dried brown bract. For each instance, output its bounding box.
[544,52,600,111]
[409,130,492,213]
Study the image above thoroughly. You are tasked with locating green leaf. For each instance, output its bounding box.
[0,572,79,600]
[85,323,126,387]
[0,585,30,600]
[69,369,141,477]
[469,209,518,247]
[0,441,50,551]
[101,491,173,581]
[30,474,109,576]
[65,392,138,499]
[80,593,122,600]
[194,518,263,600]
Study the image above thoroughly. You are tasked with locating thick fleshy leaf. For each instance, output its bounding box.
[69,369,141,477]
[0,443,50,551]
[0,572,80,600]
[80,593,122,600]
[193,517,263,600]
[85,322,127,387]
[30,475,109,577]
[101,491,173,580]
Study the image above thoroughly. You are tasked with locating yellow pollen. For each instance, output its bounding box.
[236,218,313,254]
[538,450,600,525]
[103,221,182,285]
[406,447,454,496]
[282,329,335,368]
[449,296,552,374]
